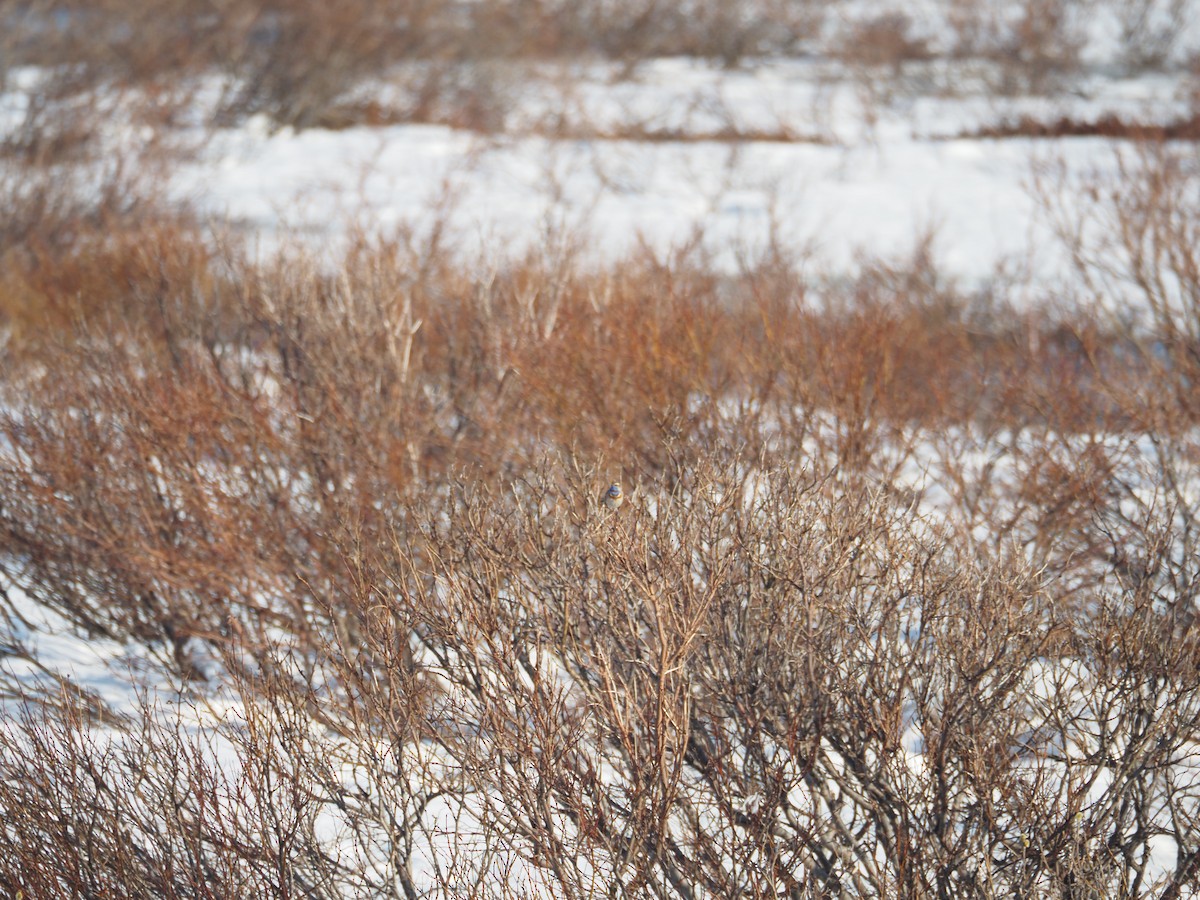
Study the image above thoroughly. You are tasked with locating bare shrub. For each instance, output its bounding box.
[1035,144,1200,430]
[0,0,456,132]
[1011,0,1084,87]
[0,674,451,897]
[0,219,1135,661]
[671,0,821,67]
[947,0,1086,93]
[1108,0,1194,71]
[215,0,446,131]
[1,168,1200,893]
[0,140,192,358]
[0,0,820,134]
[962,111,1200,141]
[4,1,1200,893]
[0,0,229,87]
[1028,144,1200,604]
[837,12,931,74]
[0,0,227,139]
[7,429,1199,895]
[496,0,820,69]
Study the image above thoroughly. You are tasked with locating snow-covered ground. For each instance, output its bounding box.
[4,41,1200,892]
[170,59,1194,282]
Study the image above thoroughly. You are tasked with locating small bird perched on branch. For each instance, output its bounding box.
[602,482,624,511]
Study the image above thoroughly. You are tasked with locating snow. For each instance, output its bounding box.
[0,583,160,718]
[171,60,1193,281]
[4,32,1200,892]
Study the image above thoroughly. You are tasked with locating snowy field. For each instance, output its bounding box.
[170,59,1193,281]
[3,2,1200,893]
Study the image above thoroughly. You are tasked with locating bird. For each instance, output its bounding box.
[602,482,624,511]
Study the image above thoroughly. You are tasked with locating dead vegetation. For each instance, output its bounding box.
[961,111,1200,141]
[1,0,1195,140]
[2,2,1200,897]
[1,141,1200,895]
